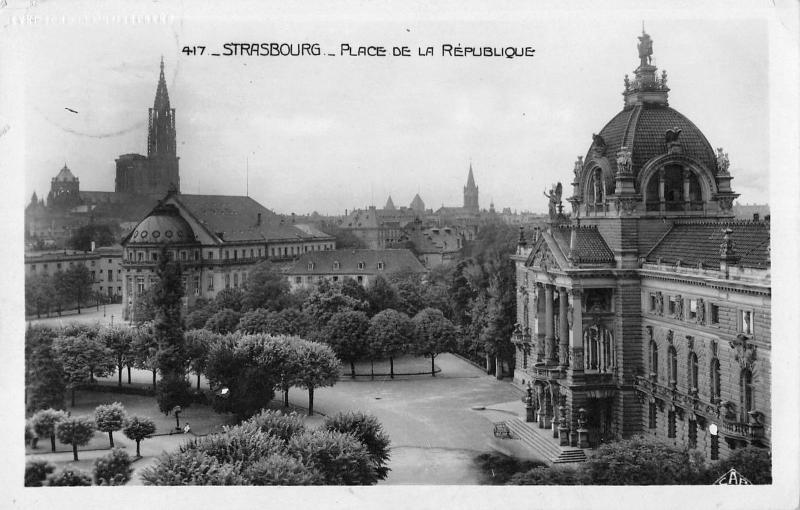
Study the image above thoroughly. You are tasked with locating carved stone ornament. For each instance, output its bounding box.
[717,196,735,211]
[696,298,705,325]
[571,347,584,370]
[567,304,574,329]
[615,147,633,175]
[666,329,674,345]
[617,197,637,215]
[716,147,730,175]
[674,295,683,320]
[730,333,757,370]
[592,133,607,156]
[665,127,683,154]
[686,335,694,351]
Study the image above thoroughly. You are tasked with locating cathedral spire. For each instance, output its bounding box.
[148,57,177,159]
[154,55,171,111]
[463,162,479,212]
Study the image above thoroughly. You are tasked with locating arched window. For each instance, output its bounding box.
[668,346,677,388]
[645,165,704,212]
[710,358,721,402]
[740,368,754,420]
[650,341,659,381]
[688,352,699,393]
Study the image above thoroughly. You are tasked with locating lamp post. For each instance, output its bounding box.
[173,406,182,431]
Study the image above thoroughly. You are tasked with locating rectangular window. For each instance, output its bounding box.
[668,296,677,315]
[688,299,697,320]
[667,411,676,438]
[225,274,230,289]
[195,251,200,261]
[90,260,95,267]
[295,277,302,284]
[225,251,229,260]
[648,402,657,429]
[234,250,237,261]
[357,276,363,284]
[208,251,214,260]
[181,251,186,261]
[332,276,339,282]
[740,310,753,335]
[208,276,214,291]
[688,420,697,449]
[91,271,96,281]
[250,249,254,258]
[258,248,262,257]
[710,434,719,460]
[649,293,656,312]
[710,303,720,324]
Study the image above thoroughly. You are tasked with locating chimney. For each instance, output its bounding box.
[719,228,739,278]
[91,241,96,252]
[257,212,262,226]
[752,213,759,221]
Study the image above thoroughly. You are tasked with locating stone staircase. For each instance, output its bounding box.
[501,417,587,465]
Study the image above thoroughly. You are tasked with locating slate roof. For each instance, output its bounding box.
[170,194,334,243]
[550,226,615,264]
[286,249,427,276]
[54,165,78,182]
[587,104,718,179]
[645,220,770,269]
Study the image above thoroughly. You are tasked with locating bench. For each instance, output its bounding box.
[493,422,511,439]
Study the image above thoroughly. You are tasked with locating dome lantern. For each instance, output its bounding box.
[622,28,670,108]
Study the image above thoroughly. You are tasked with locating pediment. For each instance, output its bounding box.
[524,235,566,272]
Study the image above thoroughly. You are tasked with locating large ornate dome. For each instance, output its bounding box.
[586,105,718,179]
[128,203,197,244]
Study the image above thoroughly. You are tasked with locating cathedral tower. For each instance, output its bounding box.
[463,163,479,212]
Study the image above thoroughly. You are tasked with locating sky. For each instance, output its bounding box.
[11,3,772,216]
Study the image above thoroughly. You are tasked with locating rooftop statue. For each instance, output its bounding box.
[638,30,653,67]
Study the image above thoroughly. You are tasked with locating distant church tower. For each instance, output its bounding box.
[463,163,479,212]
[115,57,180,195]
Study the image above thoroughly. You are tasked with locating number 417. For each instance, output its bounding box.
[182,46,206,56]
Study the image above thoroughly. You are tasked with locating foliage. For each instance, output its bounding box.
[47,467,93,486]
[303,282,367,328]
[474,452,548,485]
[368,309,414,361]
[58,264,94,313]
[287,429,378,485]
[236,308,289,334]
[31,408,69,452]
[240,261,291,311]
[99,326,134,387]
[323,411,391,480]
[275,307,312,336]
[53,332,115,403]
[25,326,66,412]
[55,415,96,460]
[94,402,127,447]
[184,328,218,389]
[293,340,340,415]
[25,460,55,487]
[582,437,708,485]
[156,374,192,415]
[67,224,115,251]
[317,223,367,250]
[365,275,399,316]
[204,308,242,334]
[131,287,157,324]
[339,278,370,304]
[412,308,457,372]
[129,324,159,387]
[709,446,771,484]
[323,310,370,377]
[141,449,247,486]
[183,421,284,466]
[93,448,133,486]
[213,287,245,313]
[243,454,323,485]
[123,415,157,457]
[25,273,54,318]
[248,409,306,443]
[184,306,214,330]
[508,466,584,485]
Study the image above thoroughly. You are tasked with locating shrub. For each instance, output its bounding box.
[186,421,284,467]
[287,429,377,485]
[93,448,133,485]
[582,437,707,485]
[140,449,246,486]
[243,454,323,485]
[47,467,92,486]
[474,452,547,485]
[25,460,55,487]
[248,409,306,443]
[204,308,242,334]
[710,446,771,484]
[323,411,391,480]
[508,465,584,485]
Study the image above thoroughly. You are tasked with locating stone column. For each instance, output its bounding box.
[682,168,691,211]
[535,283,545,362]
[570,289,584,373]
[544,284,556,364]
[658,167,666,214]
[558,287,569,368]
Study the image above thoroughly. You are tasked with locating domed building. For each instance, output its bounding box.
[511,30,770,463]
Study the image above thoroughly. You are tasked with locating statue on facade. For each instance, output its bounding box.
[543,182,562,219]
[716,147,730,175]
[573,156,584,181]
[638,30,653,67]
[655,292,664,315]
[616,147,633,175]
[674,294,683,320]
[696,298,705,324]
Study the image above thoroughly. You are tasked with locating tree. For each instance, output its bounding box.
[130,324,159,389]
[287,429,377,485]
[582,437,708,485]
[184,329,217,390]
[275,307,312,336]
[25,460,55,487]
[368,309,414,379]
[213,287,245,313]
[265,336,302,409]
[412,308,457,376]
[303,283,367,328]
[324,310,370,378]
[185,306,214,330]
[93,448,133,485]
[31,409,69,452]
[123,416,157,458]
[131,287,157,324]
[709,446,771,484]
[151,247,191,412]
[365,275,398,316]
[99,325,133,387]
[293,340,340,416]
[25,326,66,413]
[56,415,96,461]
[236,308,290,335]
[25,273,53,318]
[53,332,115,406]
[323,411,391,481]
[339,278,370,304]
[94,402,126,447]
[67,224,115,251]
[59,264,93,314]
[204,308,242,334]
[47,467,93,486]
[240,261,291,311]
